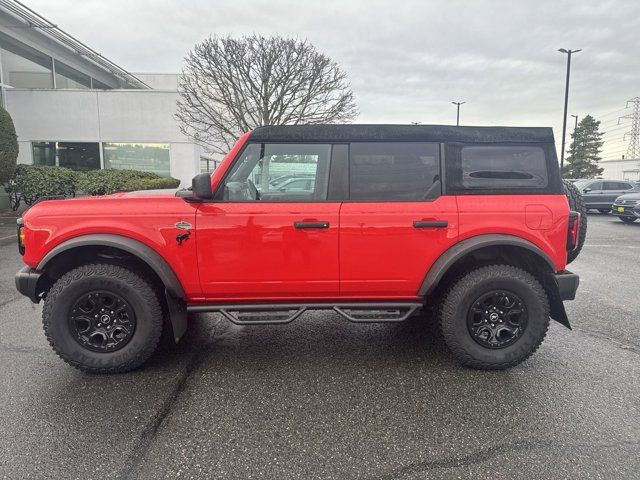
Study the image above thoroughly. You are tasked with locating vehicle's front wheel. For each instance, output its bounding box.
[439,265,549,370]
[619,216,637,223]
[42,263,163,373]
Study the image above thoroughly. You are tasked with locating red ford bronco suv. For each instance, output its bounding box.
[15,125,585,373]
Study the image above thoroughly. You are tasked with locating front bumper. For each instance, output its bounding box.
[611,204,640,217]
[15,266,43,303]
[555,270,579,301]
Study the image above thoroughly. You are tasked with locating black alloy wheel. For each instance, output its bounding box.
[467,290,527,349]
[69,290,136,352]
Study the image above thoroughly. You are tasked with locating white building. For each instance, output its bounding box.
[599,158,640,182]
[0,0,204,209]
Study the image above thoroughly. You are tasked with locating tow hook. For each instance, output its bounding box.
[176,232,190,246]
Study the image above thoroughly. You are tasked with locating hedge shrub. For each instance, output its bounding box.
[0,106,19,184]
[77,169,180,195]
[6,165,78,206]
[7,165,181,209]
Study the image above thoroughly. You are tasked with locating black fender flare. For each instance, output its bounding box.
[418,234,571,329]
[38,234,188,341]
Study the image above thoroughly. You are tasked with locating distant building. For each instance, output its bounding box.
[0,0,205,210]
[600,158,640,182]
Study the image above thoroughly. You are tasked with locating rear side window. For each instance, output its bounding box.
[461,146,547,189]
[603,181,632,190]
[349,142,440,201]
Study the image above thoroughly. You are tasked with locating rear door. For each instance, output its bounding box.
[603,181,635,205]
[339,142,459,298]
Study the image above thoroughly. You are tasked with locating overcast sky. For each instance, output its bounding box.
[27,0,640,160]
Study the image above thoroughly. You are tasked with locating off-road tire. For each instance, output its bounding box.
[619,216,637,223]
[563,179,587,264]
[42,263,163,373]
[439,265,550,370]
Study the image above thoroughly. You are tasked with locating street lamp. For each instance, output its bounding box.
[451,101,465,126]
[570,114,578,161]
[558,48,581,173]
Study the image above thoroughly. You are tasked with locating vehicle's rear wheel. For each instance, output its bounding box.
[620,216,637,223]
[42,263,163,373]
[598,208,611,214]
[439,265,549,370]
[563,179,587,264]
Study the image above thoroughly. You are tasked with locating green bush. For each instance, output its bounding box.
[76,169,180,195]
[0,106,19,184]
[6,164,78,207]
[6,165,180,209]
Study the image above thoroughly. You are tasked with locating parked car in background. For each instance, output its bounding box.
[611,192,640,223]
[573,179,639,213]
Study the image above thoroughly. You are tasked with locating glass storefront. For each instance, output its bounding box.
[103,143,171,177]
[32,142,100,170]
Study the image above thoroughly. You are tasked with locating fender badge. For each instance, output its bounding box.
[175,221,192,230]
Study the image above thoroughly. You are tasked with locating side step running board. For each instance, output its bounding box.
[187,303,422,325]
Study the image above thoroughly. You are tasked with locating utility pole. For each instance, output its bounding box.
[558,48,581,173]
[570,114,578,160]
[618,97,640,159]
[451,101,465,126]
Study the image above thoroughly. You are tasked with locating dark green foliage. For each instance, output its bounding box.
[6,165,78,205]
[0,106,19,184]
[76,169,180,196]
[563,115,604,179]
[7,165,180,209]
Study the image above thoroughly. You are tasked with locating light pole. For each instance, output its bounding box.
[570,114,578,161]
[558,48,581,173]
[452,101,465,126]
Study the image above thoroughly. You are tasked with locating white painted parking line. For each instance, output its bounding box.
[584,244,640,248]
[0,235,17,241]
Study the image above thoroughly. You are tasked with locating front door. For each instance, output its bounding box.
[339,142,459,298]
[196,142,340,301]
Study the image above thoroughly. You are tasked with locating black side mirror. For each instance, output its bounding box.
[192,173,213,200]
[583,188,591,193]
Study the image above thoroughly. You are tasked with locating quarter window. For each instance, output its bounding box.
[222,143,332,201]
[461,146,547,189]
[349,142,440,201]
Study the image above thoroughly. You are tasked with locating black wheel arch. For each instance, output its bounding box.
[420,234,571,329]
[35,234,188,342]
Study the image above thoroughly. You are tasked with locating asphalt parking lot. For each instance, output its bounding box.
[0,213,638,480]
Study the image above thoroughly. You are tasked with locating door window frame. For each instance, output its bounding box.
[212,141,345,203]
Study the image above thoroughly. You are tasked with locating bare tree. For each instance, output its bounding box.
[176,35,358,154]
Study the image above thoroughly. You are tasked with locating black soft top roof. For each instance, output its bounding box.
[249,124,554,144]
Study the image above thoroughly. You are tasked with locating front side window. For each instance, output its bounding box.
[103,143,170,177]
[222,143,332,201]
[349,142,440,201]
[32,141,100,170]
[461,145,547,189]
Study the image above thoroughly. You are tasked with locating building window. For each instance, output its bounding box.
[54,60,91,89]
[32,142,100,170]
[91,78,111,90]
[103,143,170,177]
[200,157,220,173]
[0,31,53,88]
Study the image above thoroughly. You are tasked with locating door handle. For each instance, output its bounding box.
[413,220,448,228]
[294,221,330,229]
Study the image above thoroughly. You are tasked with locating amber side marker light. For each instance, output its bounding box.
[17,218,25,255]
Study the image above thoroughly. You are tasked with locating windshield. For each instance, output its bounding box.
[573,179,591,189]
